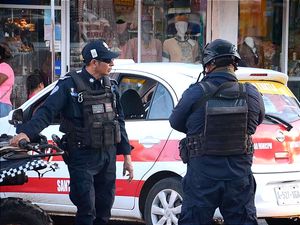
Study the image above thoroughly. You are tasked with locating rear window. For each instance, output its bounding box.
[250,81,300,122]
[262,93,300,122]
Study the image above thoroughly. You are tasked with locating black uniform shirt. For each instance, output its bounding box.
[17,67,131,155]
[169,71,265,180]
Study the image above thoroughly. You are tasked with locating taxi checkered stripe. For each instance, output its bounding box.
[0,159,48,183]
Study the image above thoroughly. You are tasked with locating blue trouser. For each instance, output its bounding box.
[179,171,258,225]
[68,146,116,225]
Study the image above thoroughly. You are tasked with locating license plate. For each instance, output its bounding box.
[274,184,300,205]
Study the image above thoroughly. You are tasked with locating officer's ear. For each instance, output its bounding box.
[205,63,215,74]
[86,59,96,67]
[90,59,98,65]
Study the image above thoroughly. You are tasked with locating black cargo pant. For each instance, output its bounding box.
[179,170,258,225]
[67,145,116,225]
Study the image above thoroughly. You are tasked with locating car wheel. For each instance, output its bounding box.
[144,177,183,225]
[265,218,300,225]
[0,197,53,225]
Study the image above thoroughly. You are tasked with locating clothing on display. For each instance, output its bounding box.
[126,15,162,62]
[238,37,261,68]
[163,15,199,63]
[115,16,131,59]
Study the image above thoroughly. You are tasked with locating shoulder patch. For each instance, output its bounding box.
[59,75,71,80]
[50,85,59,95]
[60,70,82,80]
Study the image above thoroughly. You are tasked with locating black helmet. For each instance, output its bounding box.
[202,39,241,68]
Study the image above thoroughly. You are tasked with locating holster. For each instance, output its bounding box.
[247,136,254,154]
[59,135,70,164]
[179,138,189,164]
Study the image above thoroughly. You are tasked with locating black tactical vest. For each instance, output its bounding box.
[192,81,250,156]
[62,72,121,149]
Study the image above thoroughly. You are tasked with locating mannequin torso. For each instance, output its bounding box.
[125,19,162,62]
[163,21,199,63]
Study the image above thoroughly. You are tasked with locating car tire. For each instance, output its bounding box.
[265,218,300,225]
[0,197,53,225]
[144,177,183,225]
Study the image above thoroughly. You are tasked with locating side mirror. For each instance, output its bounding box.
[9,109,24,126]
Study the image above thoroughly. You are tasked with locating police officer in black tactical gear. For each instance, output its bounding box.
[169,39,265,225]
[11,39,134,225]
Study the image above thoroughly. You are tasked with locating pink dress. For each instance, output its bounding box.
[0,62,14,106]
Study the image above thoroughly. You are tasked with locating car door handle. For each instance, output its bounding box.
[139,136,161,148]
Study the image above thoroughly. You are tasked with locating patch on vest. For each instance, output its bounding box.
[92,104,105,114]
[70,88,78,97]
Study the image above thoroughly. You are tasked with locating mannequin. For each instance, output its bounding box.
[115,16,131,59]
[126,15,162,62]
[163,14,199,63]
[238,36,261,67]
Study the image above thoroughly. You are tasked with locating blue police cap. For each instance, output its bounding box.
[81,39,119,63]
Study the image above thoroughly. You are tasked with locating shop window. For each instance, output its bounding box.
[238,0,282,71]
[0,6,61,108]
[69,0,206,69]
[288,0,300,78]
[288,80,300,100]
[0,0,61,5]
[162,0,205,63]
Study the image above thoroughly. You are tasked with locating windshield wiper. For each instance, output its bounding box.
[264,114,293,131]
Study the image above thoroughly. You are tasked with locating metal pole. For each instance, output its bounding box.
[282,0,289,74]
[137,0,141,63]
[51,0,55,82]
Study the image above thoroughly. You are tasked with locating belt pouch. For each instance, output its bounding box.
[179,138,189,164]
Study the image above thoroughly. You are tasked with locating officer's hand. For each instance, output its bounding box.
[10,133,30,147]
[123,155,133,182]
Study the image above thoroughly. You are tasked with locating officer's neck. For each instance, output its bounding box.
[207,65,235,75]
[213,66,235,73]
[85,66,101,80]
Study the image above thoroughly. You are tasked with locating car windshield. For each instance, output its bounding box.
[262,93,300,122]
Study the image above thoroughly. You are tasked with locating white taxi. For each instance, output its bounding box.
[0,62,300,225]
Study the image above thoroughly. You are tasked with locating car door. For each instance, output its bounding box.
[1,83,77,213]
[111,71,175,210]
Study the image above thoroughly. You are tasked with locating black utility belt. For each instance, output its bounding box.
[178,135,252,163]
[66,135,116,150]
[179,136,201,164]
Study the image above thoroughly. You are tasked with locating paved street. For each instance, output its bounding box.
[52,216,268,225]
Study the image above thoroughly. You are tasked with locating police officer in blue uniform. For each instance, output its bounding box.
[169,39,265,225]
[11,39,134,225]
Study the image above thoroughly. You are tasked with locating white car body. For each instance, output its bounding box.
[0,62,299,225]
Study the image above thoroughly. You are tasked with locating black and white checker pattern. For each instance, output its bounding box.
[0,159,58,183]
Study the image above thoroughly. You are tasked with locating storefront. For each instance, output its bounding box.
[0,0,65,106]
[0,0,300,108]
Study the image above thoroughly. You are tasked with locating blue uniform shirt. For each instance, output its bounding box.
[17,67,131,155]
[169,70,265,180]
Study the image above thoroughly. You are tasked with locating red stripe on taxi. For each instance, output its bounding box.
[1,178,144,197]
